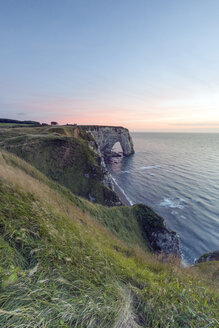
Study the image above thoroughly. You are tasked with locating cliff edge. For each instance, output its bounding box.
[0,147,218,327]
[80,125,134,157]
[0,125,121,206]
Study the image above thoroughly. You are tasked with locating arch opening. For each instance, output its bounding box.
[111,142,123,157]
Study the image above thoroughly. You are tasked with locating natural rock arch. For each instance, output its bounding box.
[82,125,134,157]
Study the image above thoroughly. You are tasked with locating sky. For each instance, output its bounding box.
[0,0,219,132]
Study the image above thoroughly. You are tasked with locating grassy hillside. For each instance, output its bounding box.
[0,150,218,328]
[0,125,120,206]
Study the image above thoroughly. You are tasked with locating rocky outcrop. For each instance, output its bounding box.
[150,230,180,257]
[1,124,181,257]
[85,134,117,193]
[80,125,134,157]
[80,125,134,199]
[82,126,180,257]
[196,250,219,264]
[132,204,181,257]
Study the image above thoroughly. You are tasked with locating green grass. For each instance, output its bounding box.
[0,150,148,249]
[0,123,39,128]
[0,150,218,327]
[0,126,120,206]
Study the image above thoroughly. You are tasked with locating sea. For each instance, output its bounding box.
[107,133,219,264]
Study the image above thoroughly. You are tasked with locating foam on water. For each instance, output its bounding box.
[160,198,186,209]
[138,165,161,170]
[111,176,134,206]
[121,165,161,173]
[108,133,219,264]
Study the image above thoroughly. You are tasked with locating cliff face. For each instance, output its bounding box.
[0,124,180,257]
[80,125,134,157]
[133,204,181,257]
[0,126,121,206]
[82,126,180,257]
[80,125,134,197]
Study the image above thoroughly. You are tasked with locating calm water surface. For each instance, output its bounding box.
[108,133,219,264]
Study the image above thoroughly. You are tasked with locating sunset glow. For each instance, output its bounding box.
[1,0,219,132]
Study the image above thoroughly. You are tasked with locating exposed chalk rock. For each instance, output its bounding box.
[81,125,134,157]
[82,125,134,194]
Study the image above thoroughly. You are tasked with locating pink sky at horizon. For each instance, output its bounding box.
[1,1,219,133]
[10,93,218,132]
[2,74,219,132]
[40,111,219,133]
[2,91,219,132]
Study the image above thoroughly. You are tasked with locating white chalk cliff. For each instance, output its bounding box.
[82,125,134,157]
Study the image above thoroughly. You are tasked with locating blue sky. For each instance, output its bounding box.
[1,0,219,131]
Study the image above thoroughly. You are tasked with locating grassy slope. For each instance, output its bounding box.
[0,126,120,206]
[0,150,218,328]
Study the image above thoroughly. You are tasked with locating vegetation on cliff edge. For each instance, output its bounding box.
[0,126,120,206]
[0,150,218,328]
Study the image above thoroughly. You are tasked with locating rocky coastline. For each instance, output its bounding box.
[84,125,181,258]
[1,122,217,263]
